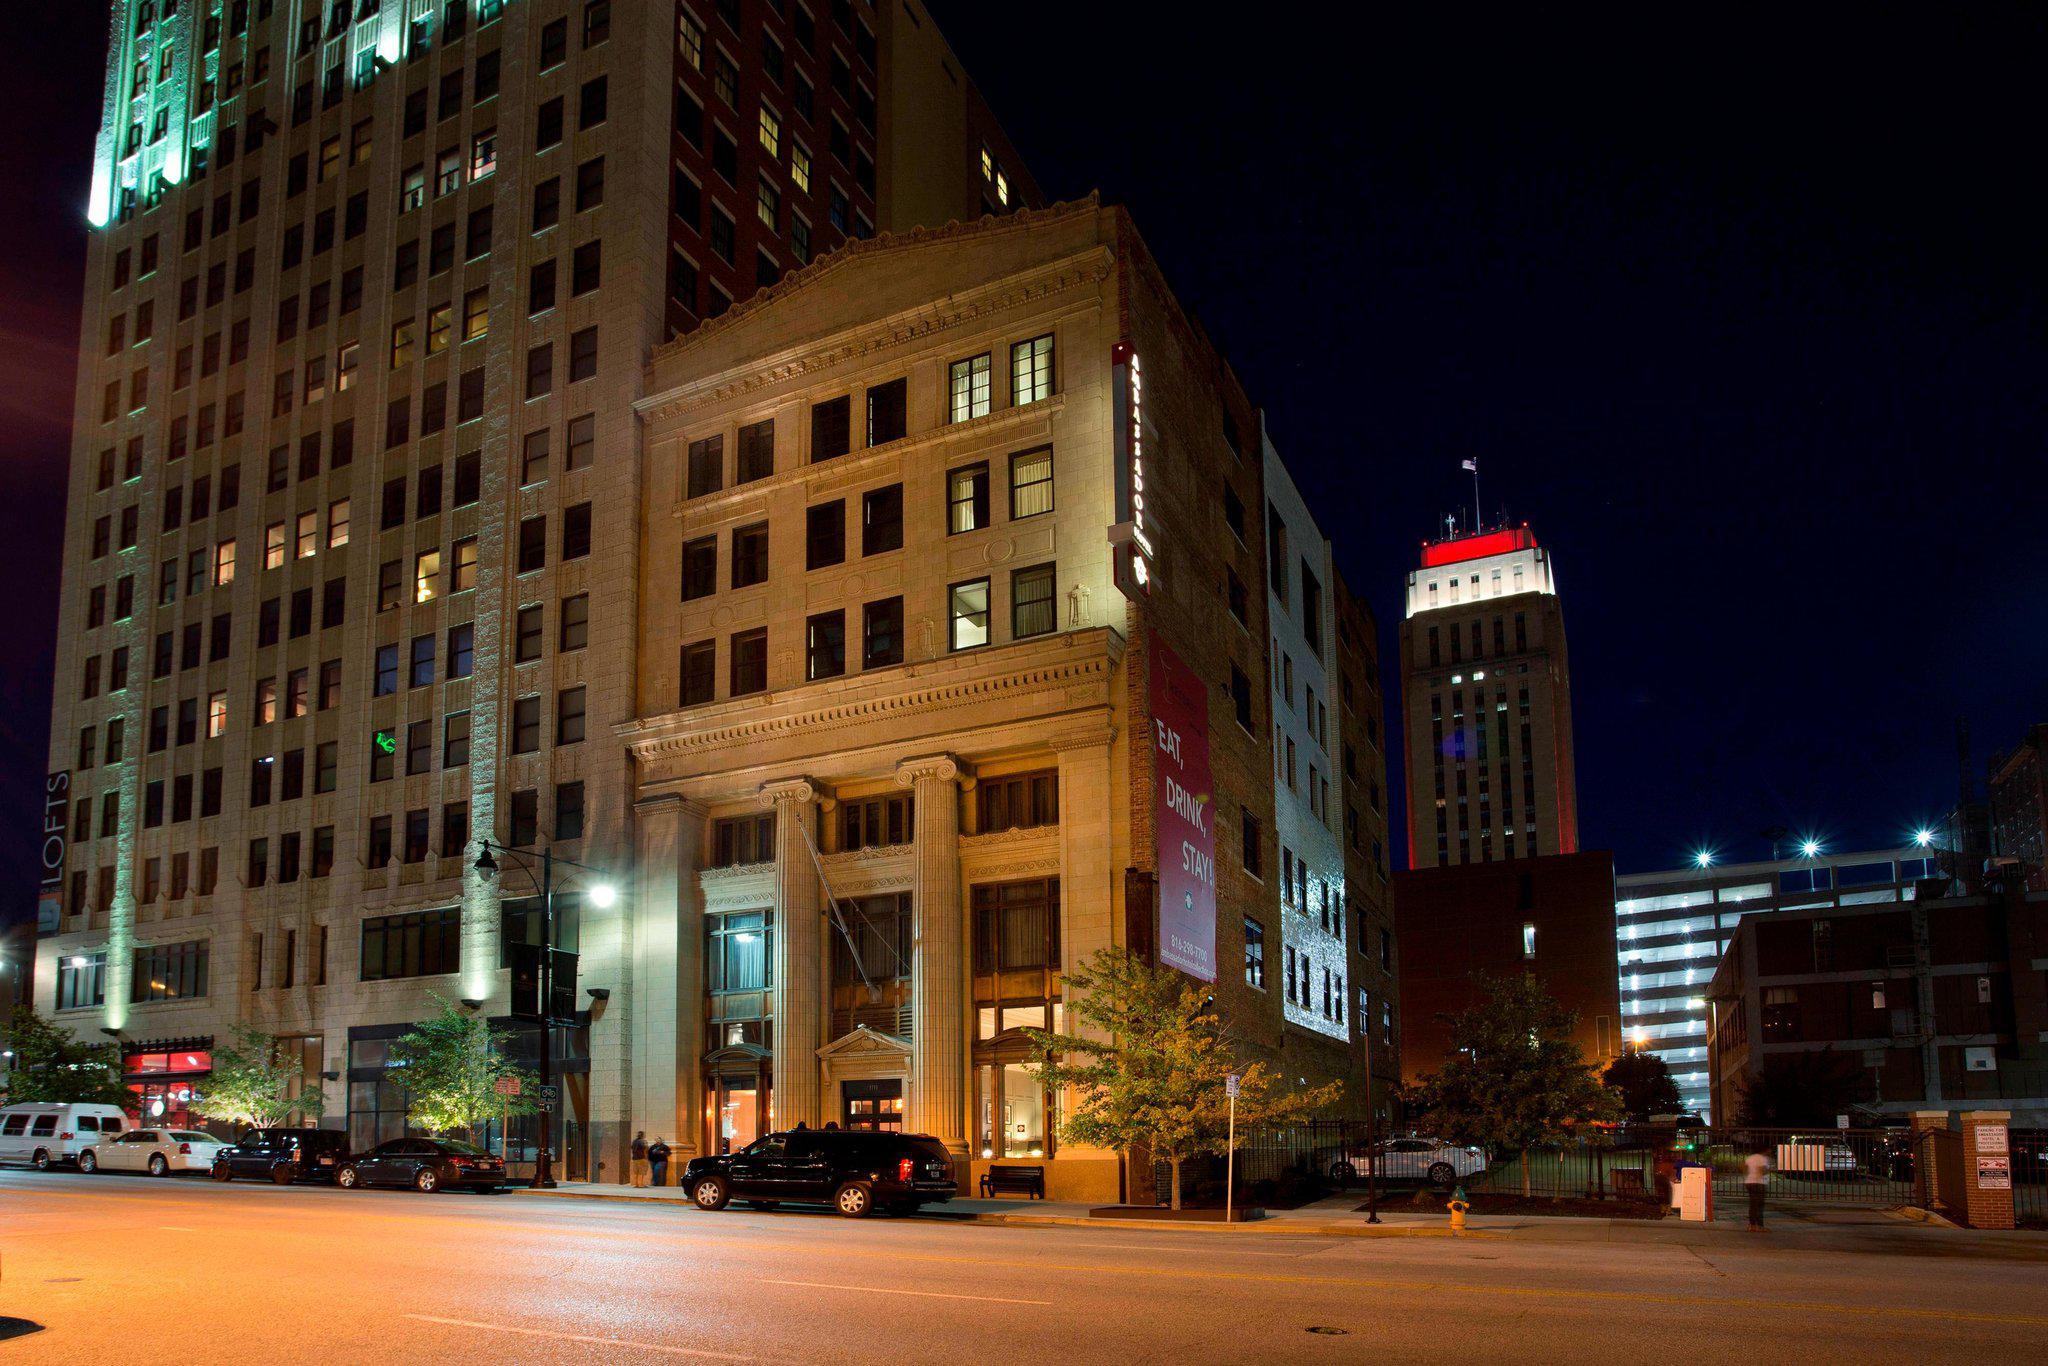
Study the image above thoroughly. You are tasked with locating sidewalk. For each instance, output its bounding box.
[515,1183,1516,1236]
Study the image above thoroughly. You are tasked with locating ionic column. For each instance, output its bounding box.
[897,754,967,1155]
[762,777,824,1130]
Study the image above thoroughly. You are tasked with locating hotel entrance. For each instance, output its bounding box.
[842,1078,904,1132]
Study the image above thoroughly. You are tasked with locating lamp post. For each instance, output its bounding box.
[472,838,616,1190]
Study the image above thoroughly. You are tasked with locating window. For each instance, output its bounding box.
[862,485,902,555]
[516,605,544,662]
[736,418,774,482]
[978,770,1058,832]
[569,326,598,381]
[810,395,850,461]
[1243,917,1265,989]
[557,686,586,744]
[948,353,991,423]
[556,780,586,841]
[360,907,461,982]
[680,639,716,705]
[448,622,475,677]
[562,503,592,560]
[1011,563,1056,639]
[686,435,723,497]
[727,521,771,588]
[681,535,717,600]
[706,908,772,993]
[519,516,547,572]
[512,696,542,753]
[1241,807,1263,877]
[1012,334,1053,404]
[866,378,907,445]
[863,597,903,669]
[1010,447,1054,519]
[806,610,845,680]
[729,627,767,695]
[950,579,990,651]
[948,464,988,534]
[840,795,911,852]
[415,548,442,603]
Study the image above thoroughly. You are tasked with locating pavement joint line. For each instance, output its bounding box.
[404,1313,760,1360]
[759,1278,1051,1306]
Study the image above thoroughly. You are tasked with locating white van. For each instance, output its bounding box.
[0,1103,132,1170]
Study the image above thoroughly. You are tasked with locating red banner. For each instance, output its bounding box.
[1151,636,1217,981]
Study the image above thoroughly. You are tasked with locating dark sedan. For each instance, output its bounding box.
[336,1137,506,1193]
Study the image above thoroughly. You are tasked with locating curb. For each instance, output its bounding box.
[511,1187,1499,1236]
[1896,1205,1964,1229]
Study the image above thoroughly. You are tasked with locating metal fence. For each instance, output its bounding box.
[1224,1121,1941,1210]
[2015,1129,2048,1225]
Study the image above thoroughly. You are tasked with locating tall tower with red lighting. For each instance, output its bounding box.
[1397,524,1579,868]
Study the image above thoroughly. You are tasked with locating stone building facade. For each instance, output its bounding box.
[623,200,1390,1198]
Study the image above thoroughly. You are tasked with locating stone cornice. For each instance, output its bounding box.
[621,628,1125,765]
[699,860,774,884]
[643,195,1107,384]
[668,395,1065,524]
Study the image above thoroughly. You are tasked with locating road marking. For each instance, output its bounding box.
[404,1314,753,1359]
[760,1278,1050,1306]
[157,1226,198,1232]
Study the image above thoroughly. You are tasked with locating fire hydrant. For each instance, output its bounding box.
[1446,1185,1470,1232]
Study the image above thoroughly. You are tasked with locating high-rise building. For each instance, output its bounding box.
[622,199,1392,1197]
[1617,845,1942,1119]
[38,0,1033,1172]
[1988,724,2048,892]
[1396,523,1577,869]
[1334,573,1400,1125]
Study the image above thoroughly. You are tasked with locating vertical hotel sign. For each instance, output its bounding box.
[1151,637,1216,981]
[1109,340,1154,599]
[38,770,70,933]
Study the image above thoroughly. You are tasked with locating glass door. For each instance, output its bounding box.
[842,1079,904,1132]
[718,1078,761,1154]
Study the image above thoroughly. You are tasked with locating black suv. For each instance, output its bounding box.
[684,1129,956,1217]
[210,1127,352,1184]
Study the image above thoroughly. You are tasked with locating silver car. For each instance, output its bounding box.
[80,1128,228,1177]
[1331,1136,1488,1187]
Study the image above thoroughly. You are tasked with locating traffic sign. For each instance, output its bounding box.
[538,1084,560,1109]
[1225,1072,1240,1098]
[494,1076,522,1098]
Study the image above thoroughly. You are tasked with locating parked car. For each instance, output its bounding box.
[684,1128,956,1217]
[1329,1136,1488,1187]
[80,1128,226,1177]
[210,1127,352,1184]
[1774,1135,1859,1177]
[0,1103,130,1170]
[336,1137,506,1193]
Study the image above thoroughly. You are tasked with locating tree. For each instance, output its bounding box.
[1602,1047,1682,1122]
[1401,973,1621,1194]
[1736,1049,1863,1128]
[388,994,538,1141]
[1,1006,130,1108]
[1025,948,1341,1210]
[192,1025,323,1130]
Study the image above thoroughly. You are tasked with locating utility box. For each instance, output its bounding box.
[1677,1165,1713,1222]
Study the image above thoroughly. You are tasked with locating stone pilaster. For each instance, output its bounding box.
[761,777,824,1130]
[897,754,968,1155]
[631,793,705,1165]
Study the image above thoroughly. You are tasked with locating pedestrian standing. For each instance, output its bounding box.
[1744,1142,1771,1231]
[648,1137,671,1189]
[630,1130,650,1188]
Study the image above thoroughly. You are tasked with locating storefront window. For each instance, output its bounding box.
[977,1062,1051,1158]
[126,1048,214,1130]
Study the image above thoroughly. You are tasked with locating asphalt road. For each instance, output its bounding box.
[4,1169,2047,1363]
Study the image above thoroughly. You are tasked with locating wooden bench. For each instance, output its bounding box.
[979,1164,1046,1200]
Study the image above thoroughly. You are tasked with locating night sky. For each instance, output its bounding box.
[2,6,2044,935]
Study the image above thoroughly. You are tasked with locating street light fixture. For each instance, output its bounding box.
[472,838,617,1190]
[1799,839,1823,859]
[1913,827,1936,849]
[1692,849,1715,869]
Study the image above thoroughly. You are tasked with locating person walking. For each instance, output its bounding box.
[1743,1141,1771,1231]
[648,1137,672,1189]
[630,1130,650,1188]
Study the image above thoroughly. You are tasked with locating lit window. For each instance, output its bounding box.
[436,147,462,196]
[1011,334,1053,404]
[677,11,703,69]
[214,539,235,585]
[758,106,780,157]
[336,342,359,391]
[426,303,451,354]
[295,511,318,559]
[470,129,497,180]
[390,318,417,367]
[791,143,811,193]
[415,548,441,603]
[948,354,991,423]
[328,499,350,547]
[207,692,228,739]
[461,288,489,342]
[264,521,286,570]
[949,578,990,651]
[1523,922,1537,959]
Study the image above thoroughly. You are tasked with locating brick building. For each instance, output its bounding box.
[1706,884,2048,1126]
[1988,724,2048,892]
[1393,851,1620,1083]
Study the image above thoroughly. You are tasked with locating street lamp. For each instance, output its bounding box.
[1692,848,1715,869]
[472,837,617,1190]
[1913,827,1936,849]
[1799,838,1822,859]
